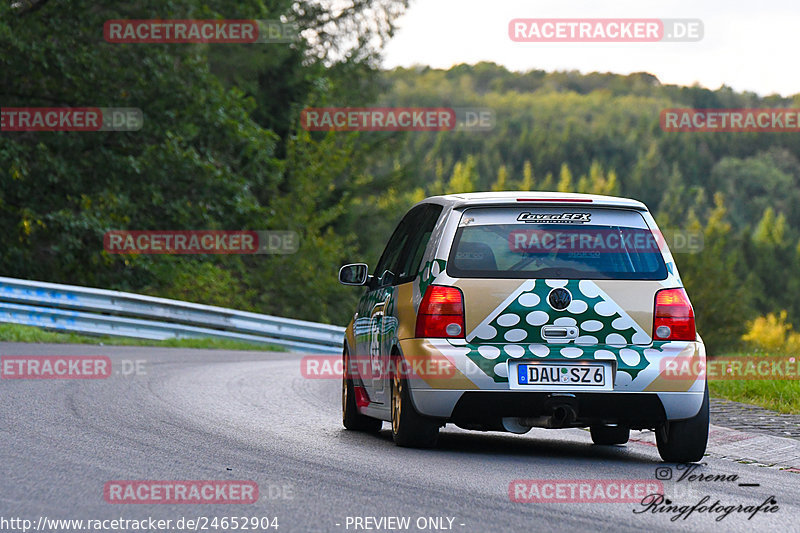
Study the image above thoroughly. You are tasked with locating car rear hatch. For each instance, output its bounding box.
[445,203,670,384]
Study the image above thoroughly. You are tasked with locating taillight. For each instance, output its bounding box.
[516,198,593,202]
[416,285,465,338]
[653,288,696,341]
[353,386,370,408]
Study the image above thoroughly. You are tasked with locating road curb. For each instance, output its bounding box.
[631,424,800,471]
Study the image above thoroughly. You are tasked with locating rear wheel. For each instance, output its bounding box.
[656,385,709,463]
[590,425,630,445]
[391,355,439,448]
[342,351,382,433]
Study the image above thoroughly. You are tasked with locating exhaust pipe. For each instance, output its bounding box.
[519,403,578,429]
[551,404,577,427]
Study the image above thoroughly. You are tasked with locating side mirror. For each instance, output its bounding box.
[338,263,369,286]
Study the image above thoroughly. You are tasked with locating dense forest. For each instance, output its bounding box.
[2,1,799,354]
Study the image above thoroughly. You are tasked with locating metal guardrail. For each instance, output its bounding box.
[0,277,345,354]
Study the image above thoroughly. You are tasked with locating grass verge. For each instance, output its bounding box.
[709,352,800,414]
[0,323,285,352]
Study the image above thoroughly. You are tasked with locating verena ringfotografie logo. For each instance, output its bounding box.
[509,19,703,42]
[103,230,299,254]
[103,20,298,44]
[649,464,778,514]
[1,107,142,132]
[661,108,800,132]
[1,356,111,379]
[300,107,495,132]
[103,481,258,504]
[509,479,664,503]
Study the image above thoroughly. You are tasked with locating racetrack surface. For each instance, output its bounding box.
[1,343,798,532]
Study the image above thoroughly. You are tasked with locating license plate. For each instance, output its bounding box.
[510,362,610,390]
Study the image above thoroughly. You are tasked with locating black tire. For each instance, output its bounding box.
[656,384,709,463]
[590,425,630,445]
[342,351,382,433]
[391,355,439,448]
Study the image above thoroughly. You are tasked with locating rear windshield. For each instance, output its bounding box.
[447,208,667,280]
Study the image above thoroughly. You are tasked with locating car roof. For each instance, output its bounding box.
[419,191,647,211]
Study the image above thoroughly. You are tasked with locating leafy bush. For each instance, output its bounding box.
[742,311,800,353]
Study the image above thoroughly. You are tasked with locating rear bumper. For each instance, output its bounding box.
[410,388,704,425]
[398,337,706,423]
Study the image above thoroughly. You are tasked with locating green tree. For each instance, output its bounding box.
[519,160,534,190]
[556,163,573,192]
[0,0,410,326]
[491,164,509,191]
[447,156,478,193]
[678,194,752,352]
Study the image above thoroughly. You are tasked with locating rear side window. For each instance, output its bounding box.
[447,207,667,280]
[395,204,442,283]
[373,203,443,285]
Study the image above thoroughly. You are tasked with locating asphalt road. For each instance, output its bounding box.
[1,343,798,533]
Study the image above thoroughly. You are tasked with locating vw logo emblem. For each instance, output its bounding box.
[548,287,572,311]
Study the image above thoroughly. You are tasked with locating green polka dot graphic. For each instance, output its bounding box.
[454,279,659,382]
[417,259,447,296]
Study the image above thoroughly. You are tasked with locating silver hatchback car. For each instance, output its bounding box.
[339,192,708,463]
